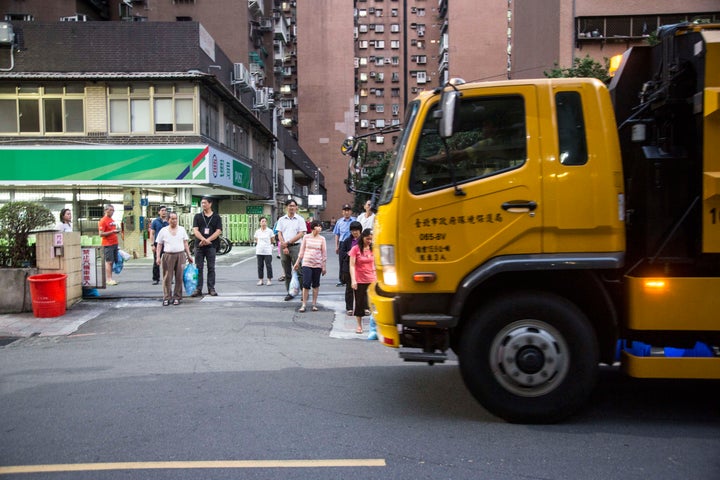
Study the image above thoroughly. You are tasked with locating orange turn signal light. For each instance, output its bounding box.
[643,279,667,292]
[413,272,437,283]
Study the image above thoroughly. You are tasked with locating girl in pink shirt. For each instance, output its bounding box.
[349,228,376,333]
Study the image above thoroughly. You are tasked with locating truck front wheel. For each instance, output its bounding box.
[459,292,598,423]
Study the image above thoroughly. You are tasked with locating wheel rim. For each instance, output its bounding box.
[489,319,570,397]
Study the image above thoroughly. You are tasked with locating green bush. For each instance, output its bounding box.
[0,201,55,267]
[544,55,611,84]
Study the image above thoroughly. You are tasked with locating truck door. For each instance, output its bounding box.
[399,86,542,293]
[542,84,625,253]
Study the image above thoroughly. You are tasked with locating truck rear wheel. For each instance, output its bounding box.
[459,292,598,423]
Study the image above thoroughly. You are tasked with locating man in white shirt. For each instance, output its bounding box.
[275,199,306,300]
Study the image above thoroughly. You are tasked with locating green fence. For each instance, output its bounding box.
[179,213,262,245]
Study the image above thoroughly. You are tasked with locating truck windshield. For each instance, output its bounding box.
[377,101,420,206]
[409,95,526,194]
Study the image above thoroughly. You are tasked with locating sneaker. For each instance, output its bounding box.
[257,280,264,286]
[346,310,353,316]
[265,280,272,286]
[107,279,118,286]
[336,283,345,287]
[208,289,218,296]
[278,275,285,282]
[284,295,293,301]
[152,280,159,285]
[190,290,202,297]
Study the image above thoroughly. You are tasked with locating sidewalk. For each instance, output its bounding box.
[0,235,373,341]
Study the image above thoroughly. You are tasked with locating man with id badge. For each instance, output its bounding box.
[191,197,222,297]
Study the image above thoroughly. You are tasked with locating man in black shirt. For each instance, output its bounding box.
[191,197,222,296]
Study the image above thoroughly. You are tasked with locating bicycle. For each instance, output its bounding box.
[188,236,232,256]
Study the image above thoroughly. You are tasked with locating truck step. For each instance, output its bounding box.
[401,313,455,327]
[399,351,448,364]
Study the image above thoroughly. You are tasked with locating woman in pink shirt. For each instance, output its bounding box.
[293,220,327,312]
[349,228,376,333]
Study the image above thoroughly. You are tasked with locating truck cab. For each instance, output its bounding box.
[356,23,720,423]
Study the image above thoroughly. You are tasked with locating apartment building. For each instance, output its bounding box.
[438,0,720,82]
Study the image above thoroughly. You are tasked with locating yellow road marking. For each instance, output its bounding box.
[0,459,386,475]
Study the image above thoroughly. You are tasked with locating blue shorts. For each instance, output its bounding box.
[301,266,322,289]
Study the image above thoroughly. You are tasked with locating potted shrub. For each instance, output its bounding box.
[0,201,54,313]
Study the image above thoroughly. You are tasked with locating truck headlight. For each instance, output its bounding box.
[380,244,397,286]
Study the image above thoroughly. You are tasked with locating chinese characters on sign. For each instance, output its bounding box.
[414,213,504,261]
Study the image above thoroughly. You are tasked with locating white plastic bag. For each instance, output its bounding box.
[119,249,131,261]
[288,270,300,297]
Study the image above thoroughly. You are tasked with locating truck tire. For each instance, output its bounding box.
[458,292,598,423]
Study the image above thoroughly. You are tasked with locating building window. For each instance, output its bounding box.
[108,83,196,134]
[391,40,400,49]
[416,71,427,84]
[375,104,384,113]
[391,23,400,33]
[3,13,34,21]
[375,40,385,49]
[0,85,85,135]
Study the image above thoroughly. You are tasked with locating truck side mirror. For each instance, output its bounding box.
[438,89,461,138]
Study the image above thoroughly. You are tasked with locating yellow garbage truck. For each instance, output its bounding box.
[343,23,720,423]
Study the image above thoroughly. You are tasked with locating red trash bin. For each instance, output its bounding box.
[27,273,67,318]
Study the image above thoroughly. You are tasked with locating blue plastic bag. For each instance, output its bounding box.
[183,263,198,294]
[112,255,123,274]
[367,315,378,341]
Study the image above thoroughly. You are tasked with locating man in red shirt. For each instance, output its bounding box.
[98,204,121,286]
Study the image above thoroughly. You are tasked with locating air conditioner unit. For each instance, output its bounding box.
[258,18,274,31]
[254,88,269,111]
[232,63,251,89]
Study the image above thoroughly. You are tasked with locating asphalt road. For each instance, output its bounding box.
[1,235,719,479]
